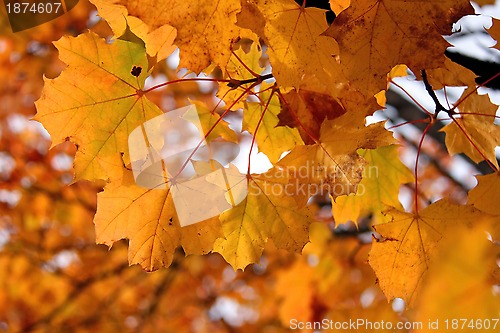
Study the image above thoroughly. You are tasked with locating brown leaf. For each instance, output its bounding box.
[324,0,474,97]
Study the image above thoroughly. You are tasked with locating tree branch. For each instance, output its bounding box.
[421,70,447,114]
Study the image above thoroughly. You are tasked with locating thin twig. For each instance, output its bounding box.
[421,70,447,114]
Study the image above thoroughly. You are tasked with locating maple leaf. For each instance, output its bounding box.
[34,32,163,181]
[91,0,244,72]
[278,112,396,199]
[217,42,265,109]
[185,101,238,144]
[414,223,500,321]
[6,0,500,329]
[468,172,500,216]
[442,89,500,168]
[331,145,413,226]
[90,0,177,61]
[324,0,474,96]
[468,171,500,240]
[214,168,313,270]
[95,179,180,271]
[94,170,223,271]
[277,88,346,144]
[369,199,492,306]
[421,57,477,90]
[238,0,345,90]
[244,83,303,163]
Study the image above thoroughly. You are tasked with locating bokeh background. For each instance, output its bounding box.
[0,1,499,332]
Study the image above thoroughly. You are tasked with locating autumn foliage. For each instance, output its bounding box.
[1,0,500,331]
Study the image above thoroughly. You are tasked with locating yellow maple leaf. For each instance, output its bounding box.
[278,112,396,199]
[217,42,265,109]
[468,171,500,241]
[185,100,238,144]
[238,0,345,90]
[423,57,477,90]
[34,32,163,181]
[332,145,413,226]
[244,83,303,163]
[94,170,223,271]
[93,0,243,72]
[324,0,474,96]
[442,89,500,169]
[213,168,314,270]
[90,0,177,61]
[468,172,500,216]
[413,223,500,324]
[369,198,492,306]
